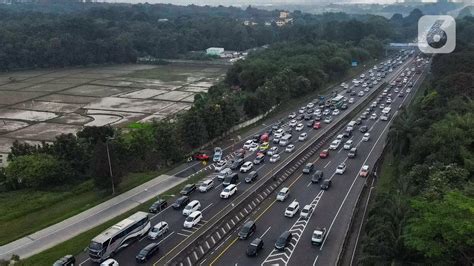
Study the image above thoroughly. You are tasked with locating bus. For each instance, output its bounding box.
[89,212,151,262]
[331,94,344,108]
[382,107,391,114]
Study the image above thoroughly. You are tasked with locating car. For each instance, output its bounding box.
[275,231,293,251]
[360,113,367,120]
[253,153,265,165]
[329,139,341,150]
[335,163,346,174]
[379,104,385,109]
[230,158,245,170]
[248,142,259,152]
[270,154,281,163]
[100,259,119,266]
[148,221,169,239]
[288,112,296,119]
[355,118,362,125]
[313,121,321,129]
[299,132,308,141]
[399,92,404,97]
[136,242,160,263]
[243,140,254,150]
[274,128,284,138]
[332,109,340,116]
[348,98,355,104]
[298,108,305,114]
[245,171,258,183]
[340,104,348,110]
[296,114,304,120]
[311,228,327,245]
[213,147,223,162]
[53,255,75,266]
[246,238,264,256]
[191,151,209,161]
[406,88,411,93]
[307,102,315,108]
[358,91,364,97]
[319,149,329,158]
[306,119,315,127]
[324,116,333,124]
[180,184,196,195]
[360,165,370,177]
[304,113,312,120]
[285,201,300,218]
[386,98,392,104]
[299,204,313,220]
[343,139,353,150]
[172,196,190,210]
[285,144,295,153]
[321,179,332,190]
[240,161,253,173]
[322,109,331,116]
[199,179,214,192]
[223,173,238,186]
[348,147,357,158]
[214,160,227,172]
[276,187,290,201]
[362,133,370,141]
[251,134,261,143]
[342,131,351,139]
[311,170,324,183]
[220,184,237,198]
[267,146,279,156]
[239,220,256,240]
[149,199,168,213]
[217,167,232,181]
[303,163,314,174]
[183,211,203,228]
[295,123,304,131]
[289,119,297,127]
[259,142,270,152]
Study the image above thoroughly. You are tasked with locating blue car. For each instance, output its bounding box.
[213,147,223,162]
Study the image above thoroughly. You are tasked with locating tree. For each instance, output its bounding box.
[154,120,184,165]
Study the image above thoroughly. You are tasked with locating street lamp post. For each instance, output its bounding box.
[106,136,115,195]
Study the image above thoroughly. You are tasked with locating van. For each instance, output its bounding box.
[279,134,292,147]
[223,173,239,186]
[182,200,201,216]
[346,121,356,132]
[217,168,232,181]
[276,187,290,201]
[238,220,256,240]
[183,211,202,228]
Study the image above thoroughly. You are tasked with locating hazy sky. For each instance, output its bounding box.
[112,0,441,5]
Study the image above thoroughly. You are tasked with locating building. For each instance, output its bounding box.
[280,11,290,19]
[206,47,225,56]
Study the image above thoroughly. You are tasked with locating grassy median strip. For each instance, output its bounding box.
[17,172,208,265]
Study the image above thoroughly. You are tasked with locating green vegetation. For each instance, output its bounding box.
[359,16,474,265]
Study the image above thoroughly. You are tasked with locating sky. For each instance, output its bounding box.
[111,0,441,5]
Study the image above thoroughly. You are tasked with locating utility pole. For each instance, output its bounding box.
[106,137,115,195]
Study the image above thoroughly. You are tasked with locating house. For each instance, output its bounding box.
[206,47,225,56]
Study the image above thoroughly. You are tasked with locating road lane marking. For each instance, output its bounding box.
[157,231,175,245]
[202,203,213,212]
[307,181,312,187]
[313,255,319,266]
[209,237,238,266]
[323,161,331,168]
[260,226,272,238]
[79,258,90,266]
[177,232,189,237]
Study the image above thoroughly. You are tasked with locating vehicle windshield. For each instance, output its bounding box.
[151,227,159,232]
[185,216,194,222]
[89,241,102,251]
[287,206,296,211]
[138,248,149,256]
[278,191,285,196]
[185,205,192,210]
[223,188,230,193]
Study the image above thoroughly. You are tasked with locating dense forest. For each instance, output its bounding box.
[359,16,474,266]
[0,3,419,70]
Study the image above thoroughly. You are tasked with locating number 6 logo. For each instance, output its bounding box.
[418,15,456,54]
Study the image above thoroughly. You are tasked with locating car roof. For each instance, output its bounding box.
[280,187,289,192]
[289,201,299,207]
[303,204,312,210]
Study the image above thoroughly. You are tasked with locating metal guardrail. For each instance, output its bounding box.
[163,81,389,266]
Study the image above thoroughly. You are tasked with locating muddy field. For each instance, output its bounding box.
[0,63,228,163]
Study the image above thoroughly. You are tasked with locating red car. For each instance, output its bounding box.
[192,152,209,161]
[313,122,321,129]
[319,149,329,159]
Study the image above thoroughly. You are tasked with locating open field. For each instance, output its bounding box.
[0,63,228,166]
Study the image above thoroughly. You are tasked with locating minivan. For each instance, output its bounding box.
[275,231,293,250]
[183,211,202,228]
[183,200,201,216]
[276,187,290,201]
[223,173,239,186]
[238,220,256,240]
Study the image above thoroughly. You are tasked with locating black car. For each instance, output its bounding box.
[275,231,293,251]
[239,220,256,239]
[253,154,265,165]
[172,196,190,209]
[340,104,348,110]
[296,114,304,121]
[342,131,351,138]
[321,179,332,190]
[252,134,260,143]
[149,199,168,213]
[180,184,196,195]
[230,158,245,170]
[246,238,264,256]
[359,126,369,133]
[311,170,324,183]
[245,171,258,183]
[53,255,75,266]
[136,243,159,263]
[350,91,357,96]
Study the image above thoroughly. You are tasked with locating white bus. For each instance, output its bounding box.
[382,107,391,114]
[346,120,356,132]
[89,211,151,262]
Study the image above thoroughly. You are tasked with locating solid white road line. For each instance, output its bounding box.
[202,203,214,212]
[313,255,319,266]
[79,258,90,266]
[157,231,175,245]
[260,226,272,239]
[323,161,331,168]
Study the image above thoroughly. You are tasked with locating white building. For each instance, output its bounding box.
[206,47,225,56]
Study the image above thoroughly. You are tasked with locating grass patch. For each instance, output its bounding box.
[0,172,158,246]
[18,172,208,266]
[126,65,226,82]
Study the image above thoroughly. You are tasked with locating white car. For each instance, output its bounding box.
[267,146,279,156]
[386,98,392,104]
[270,154,281,163]
[298,133,308,141]
[148,221,169,239]
[307,102,315,108]
[336,134,344,140]
[343,140,353,150]
[379,104,385,109]
[240,161,253,173]
[329,139,341,150]
[332,109,340,116]
[249,142,259,152]
[284,201,300,218]
[406,88,411,93]
[300,205,313,219]
[274,128,284,138]
[324,116,332,124]
[285,144,295,152]
[295,123,304,131]
[243,140,254,150]
[199,179,214,192]
[183,211,202,228]
[214,160,227,172]
[348,98,354,104]
[289,119,298,127]
[322,109,331,116]
[370,113,377,120]
[362,133,370,141]
[220,184,237,199]
[298,108,305,114]
[100,259,119,266]
[183,200,201,216]
[358,91,364,97]
[364,87,369,92]
[335,163,346,174]
[288,112,296,119]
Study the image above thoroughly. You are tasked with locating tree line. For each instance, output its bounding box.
[359,16,474,266]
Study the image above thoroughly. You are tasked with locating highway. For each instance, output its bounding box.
[75,51,421,266]
[207,56,427,266]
